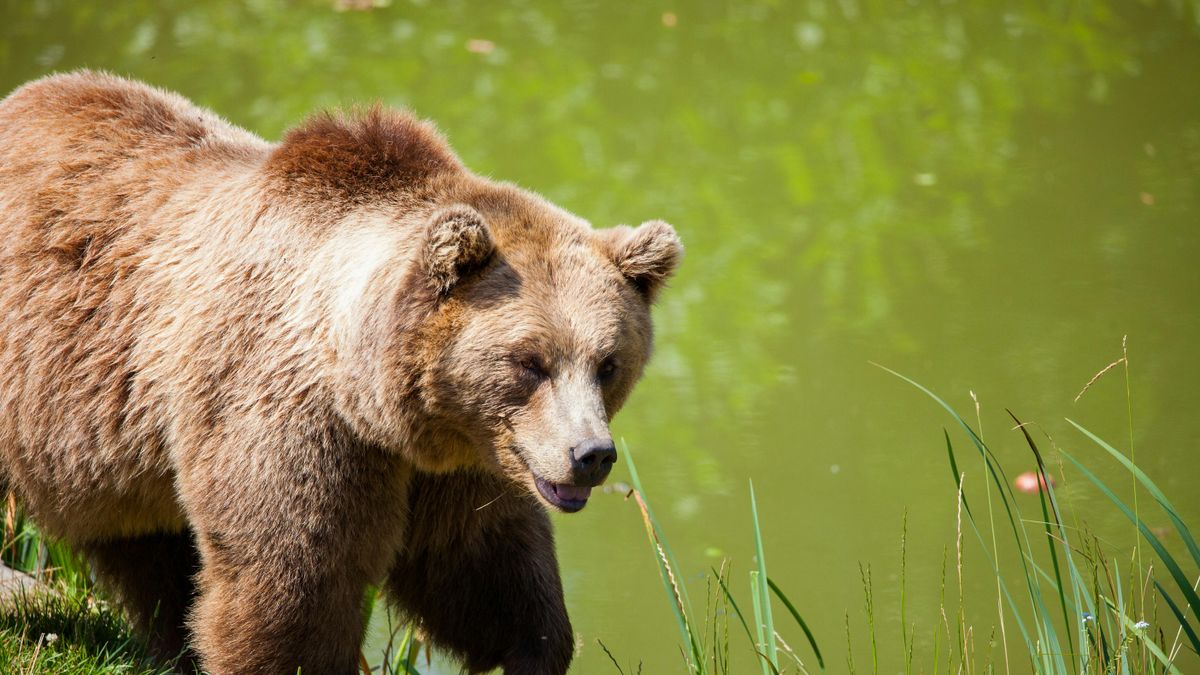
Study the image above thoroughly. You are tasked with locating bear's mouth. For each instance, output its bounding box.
[534,475,592,513]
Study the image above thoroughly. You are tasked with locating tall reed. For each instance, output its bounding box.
[618,366,1197,674]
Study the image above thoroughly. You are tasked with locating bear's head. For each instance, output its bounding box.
[403,189,681,512]
[334,183,680,513]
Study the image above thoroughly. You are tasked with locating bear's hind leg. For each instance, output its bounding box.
[83,531,202,670]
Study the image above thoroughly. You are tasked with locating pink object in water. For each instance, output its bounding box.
[1014,471,1055,494]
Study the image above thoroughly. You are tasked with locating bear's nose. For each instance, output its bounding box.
[570,438,617,486]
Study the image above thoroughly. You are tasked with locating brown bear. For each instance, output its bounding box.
[0,71,681,674]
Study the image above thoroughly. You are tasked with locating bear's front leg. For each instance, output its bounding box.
[191,544,366,674]
[387,470,573,675]
[179,432,411,675]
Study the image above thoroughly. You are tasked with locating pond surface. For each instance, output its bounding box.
[3,1,1199,672]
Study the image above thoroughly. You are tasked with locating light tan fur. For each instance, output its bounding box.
[0,71,680,674]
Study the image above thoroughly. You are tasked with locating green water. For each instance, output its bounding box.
[3,1,1199,672]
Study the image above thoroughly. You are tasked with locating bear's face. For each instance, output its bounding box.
[416,198,681,513]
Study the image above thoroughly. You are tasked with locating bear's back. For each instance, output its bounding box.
[0,70,266,166]
[0,72,272,540]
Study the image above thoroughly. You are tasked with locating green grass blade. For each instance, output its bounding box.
[943,432,1041,668]
[1058,447,1200,627]
[622,442,704,672]
[1112,559,1130,675]
[1089,552,1114,669]
[1023,552,1078,612]
[749,481,778,670]
[1066,419,1200,569]
[879,363,1057,652]
[944,429,973,519]
[1100,592,1185,675]
[766,576,825,670]
[389,621,422,675]
[1055,534,1099,672]
[1021,543,1116,674]
[1009,410,1079,673]
[597,639,628,675]
[712,567,780,674]
[1153,579,1200,659]
[712,566,757,651]
[748,571,777,672]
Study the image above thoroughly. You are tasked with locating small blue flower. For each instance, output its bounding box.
[1082,613,1095,624]
[1135,621,1150,630]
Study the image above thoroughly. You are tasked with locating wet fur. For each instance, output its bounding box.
[0,71,679,674]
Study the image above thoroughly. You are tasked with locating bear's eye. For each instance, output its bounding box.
[515,354,549,380]
[597,358,618,382]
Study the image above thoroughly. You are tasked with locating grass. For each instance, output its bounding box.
[612,360,1198,674]
[619,440,825,675]
[0,584,170,675]
[2,355,1196,674]
[883,362,1197,673]
[0,495,164,674]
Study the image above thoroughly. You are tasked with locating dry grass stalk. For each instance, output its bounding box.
[775,629,810,674]
[1074,357,1126,403]
[627,488,692,660]
[956,472,969,673]
[4,491,14,550]
[23,632,44,675]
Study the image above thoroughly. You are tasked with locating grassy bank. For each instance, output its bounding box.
[1,493,169,674]
[0,498,426,674]
[0,586,170,675]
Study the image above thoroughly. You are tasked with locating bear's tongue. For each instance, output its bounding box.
[554,484,592,501]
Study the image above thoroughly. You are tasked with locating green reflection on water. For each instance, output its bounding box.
[4,1,1199,671]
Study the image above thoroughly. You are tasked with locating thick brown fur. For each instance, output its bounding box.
[0,71,681,674]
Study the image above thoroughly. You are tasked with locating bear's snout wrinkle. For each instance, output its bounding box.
[569,437,617,486]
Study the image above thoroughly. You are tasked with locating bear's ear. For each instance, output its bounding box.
[601,220,683,302]
[422,205,495,296]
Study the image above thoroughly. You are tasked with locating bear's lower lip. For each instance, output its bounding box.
[534,475,591,513]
